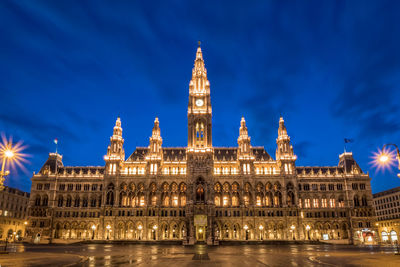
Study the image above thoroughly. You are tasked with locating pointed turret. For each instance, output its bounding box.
[148,117,162,175]
[237,117,251,157]
[276,116,296,174]
[149,117,163,155]
[104,117,125,175]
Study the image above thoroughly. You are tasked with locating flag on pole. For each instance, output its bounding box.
[54,138,58,144]
[344,138,353,143]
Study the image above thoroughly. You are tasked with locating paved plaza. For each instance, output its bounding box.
[1,243,400,266]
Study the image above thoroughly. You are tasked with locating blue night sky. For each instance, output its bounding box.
[1,0,399,193]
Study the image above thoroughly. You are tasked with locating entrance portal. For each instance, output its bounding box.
[194,214,207,243]
[196,226,206,241]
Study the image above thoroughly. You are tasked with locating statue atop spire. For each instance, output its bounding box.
[152,117,161,138]
[278,116,288,138]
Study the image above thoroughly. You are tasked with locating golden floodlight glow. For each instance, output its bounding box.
[4,150,14,158]
[0,134,29,173]
[370,147,397,173]
[0,134,29,190]
[379,154,389,163]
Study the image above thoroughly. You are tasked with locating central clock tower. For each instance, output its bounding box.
[186,44,215,245]
[187,44,212,150]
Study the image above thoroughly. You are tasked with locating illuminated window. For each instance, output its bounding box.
[214,196,221,206]
[151,196,157,206]
[256,196,262,206]
[180,168,186,175]
[313,199,319,208]
[138,168,145,175]
[223,196,229,207]
[172,195,178,207]
[305,199,310,208]
[163,168,169,175]
[231,168,238,175]
[244,195,250,206]
[163,196,170,207]
[232,195,239,206]
[298,198,302,208]
[139,196,145,206]
[338,198,345,208]
[243,164,251,174]
[329,198,335,208]
[180,195,186,206]
[321,198,327,208]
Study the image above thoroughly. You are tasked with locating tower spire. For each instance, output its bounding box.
[276,116,296,174]
[105,117,125,175]
[149,117,162,154]
[237,117,251,158]
[188,44,212,150]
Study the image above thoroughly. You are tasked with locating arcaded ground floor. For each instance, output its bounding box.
[1,243,400,266]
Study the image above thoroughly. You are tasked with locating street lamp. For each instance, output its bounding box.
[305,225,311,240]
[106,225,111,240]
[91,225,96,240]
[138,225,143,240]
[0,135,28,191]
[244,225,249,240]
[374,144,400,178]
[290,225,296,240]
[0,150,13,191]
[259,225,264,240]
[152,225,157,240]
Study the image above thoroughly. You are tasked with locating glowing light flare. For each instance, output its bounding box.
[370,147,397,173]
[0,134,30,174]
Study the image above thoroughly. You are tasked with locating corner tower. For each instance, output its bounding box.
[187,43,212,150]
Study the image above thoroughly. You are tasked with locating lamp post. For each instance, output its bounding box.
[153,225,157,240]
[259,225,264,240]
[290,225,296,240]
[0,149,14,191]
[138,225,142,240]
[378,144,400,178]
[306,225,311,240]
[91,225,96,240]
[244,225,249,240]
[106,225,111,240]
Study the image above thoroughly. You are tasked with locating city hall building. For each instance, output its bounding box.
[26,46,377,245]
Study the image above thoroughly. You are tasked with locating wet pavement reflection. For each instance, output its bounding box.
[3,242,400,266]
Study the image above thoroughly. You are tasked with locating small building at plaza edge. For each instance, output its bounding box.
[0,186,29,241]
[26,45,378,245]
[373,186,400,243]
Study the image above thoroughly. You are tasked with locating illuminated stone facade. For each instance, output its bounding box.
[26,46,377,244]
[0,186,29,241]
[373,186,400,243]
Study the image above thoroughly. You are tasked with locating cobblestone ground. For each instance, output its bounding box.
[1,243,400,266]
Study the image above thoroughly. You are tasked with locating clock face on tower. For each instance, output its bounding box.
[195,99,204,107]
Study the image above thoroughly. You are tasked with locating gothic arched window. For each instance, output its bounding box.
[196,186,205,202]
